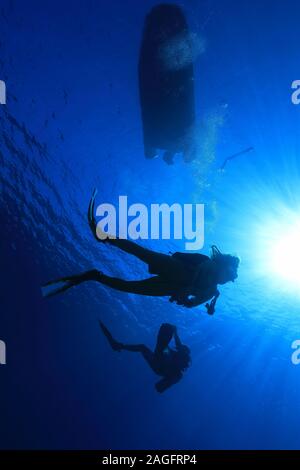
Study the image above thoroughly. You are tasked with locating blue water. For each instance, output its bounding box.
[1,0,300,450]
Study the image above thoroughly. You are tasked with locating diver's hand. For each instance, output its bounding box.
[205,290,220,315]
[205,302,215,315]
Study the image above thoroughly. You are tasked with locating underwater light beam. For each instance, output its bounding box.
[255,211,300,290]
[269,223,300,287]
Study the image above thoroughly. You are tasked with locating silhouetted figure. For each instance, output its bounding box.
[99,321,190,393]
[42,191,239,313]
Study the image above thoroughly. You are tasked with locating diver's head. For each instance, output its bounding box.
[210,245,240,284]
[176,345,191,372]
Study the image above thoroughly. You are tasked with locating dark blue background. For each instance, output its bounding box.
[1,0,300,449]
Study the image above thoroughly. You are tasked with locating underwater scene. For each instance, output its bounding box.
[1,0,300,451]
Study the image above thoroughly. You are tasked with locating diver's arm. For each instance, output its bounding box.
[205,290,220,315]
[155,373,183,393]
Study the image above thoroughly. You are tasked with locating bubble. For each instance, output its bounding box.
[159,31,206,71]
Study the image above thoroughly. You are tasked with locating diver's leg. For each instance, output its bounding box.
[88,191,180,277]
[88,192,166,266]
[98,275,174,297]
[44,272,174,298]
[107,239,177,277]
[88,191,179,275]
[88,191,170,263]
[154,323,175,355]
[99,321,122,351]
[99,321,155,363]
[120,343,157,370]
[99,322,157,371]
[107,240,187,282]
[107,238,156,261]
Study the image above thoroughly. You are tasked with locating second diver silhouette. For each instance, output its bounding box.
[99,321,191,393]
[43,190,239,314]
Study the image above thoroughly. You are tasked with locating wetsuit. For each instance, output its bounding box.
[43,237,219,308]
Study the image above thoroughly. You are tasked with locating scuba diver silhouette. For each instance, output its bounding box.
[99,321,190,393]
[42,190,239,314]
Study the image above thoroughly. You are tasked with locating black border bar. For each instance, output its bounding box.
[1,450,300,465]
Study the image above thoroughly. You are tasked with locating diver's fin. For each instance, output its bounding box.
[42,275,74,287]
[99,321,122,352]
[41,280,73,298]
[88,189,115,242]
[88,188,99,241]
